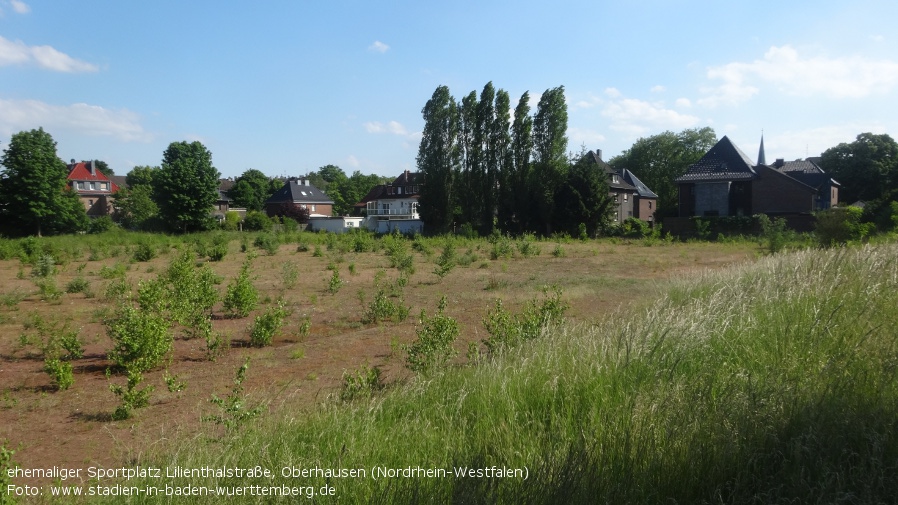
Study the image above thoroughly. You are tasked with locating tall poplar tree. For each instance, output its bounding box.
[489,88,512,236]
[531,86,569,235]
[0,128,87,236]
[502,91,534,233]
[155,141,220,233]
[417,86,461,234]
[474,82,497,234]
[457,91,479,228]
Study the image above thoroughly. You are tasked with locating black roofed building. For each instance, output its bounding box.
[265,178,334,218]
[674,135,839,218]
[620,168,659,223]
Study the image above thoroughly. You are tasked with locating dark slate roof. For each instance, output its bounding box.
[585,150,637,191]
[392,170,423,187]
[620,169,658,198]
[675,136,757,183]
[772,159,840,189]
[266,179,334,205]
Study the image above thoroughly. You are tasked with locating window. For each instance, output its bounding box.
[648,201,652,209]
[624,193,629,202]
[88,199,94,206]
[101,182,108,190]
[311,205,316,212]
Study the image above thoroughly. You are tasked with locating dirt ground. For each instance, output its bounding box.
[0,238,756,478]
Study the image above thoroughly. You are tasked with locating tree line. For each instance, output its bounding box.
[416,83,615,237]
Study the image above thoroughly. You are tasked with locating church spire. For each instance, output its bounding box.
[758,131,767,165]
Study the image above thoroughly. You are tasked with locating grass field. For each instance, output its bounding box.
[4,230,896,502]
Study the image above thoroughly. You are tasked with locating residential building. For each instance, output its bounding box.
[354,170,423,234]
[66,160,119,216]
[265,178,334,217]
[674,136,840,218]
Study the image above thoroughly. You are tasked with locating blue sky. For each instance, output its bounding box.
[2,0,897,179]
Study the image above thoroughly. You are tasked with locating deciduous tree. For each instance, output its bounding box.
[154,141,220,233]
[417,85,461,234]
[531,86,568,235]
[0,128,87,236]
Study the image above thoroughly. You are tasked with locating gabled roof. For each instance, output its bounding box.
[675,136,757,183]
[620,169,658,198]
[266,179,334,205]
[585,150,638,191]
[392,170,423,188]
[773,159,840,189]
[66,161,120,192]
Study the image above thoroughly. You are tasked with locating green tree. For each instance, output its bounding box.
[556,149,613,237]
[114,185,159,230]
[0,128,87,236]
[228,168,280,211]
[500,91,534,233]
[531,86,569,235]
[821,133,898,204]
[417,85,461,234]
[458,90,480,228]
[155,141,220,233]
[125,165,159,188]
[609,127,717,220]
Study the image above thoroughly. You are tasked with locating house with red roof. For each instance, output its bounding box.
[66,160,120,216]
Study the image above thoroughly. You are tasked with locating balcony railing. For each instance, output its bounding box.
[366,208,419,217]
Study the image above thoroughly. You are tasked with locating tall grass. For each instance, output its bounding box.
[101,244,898,503]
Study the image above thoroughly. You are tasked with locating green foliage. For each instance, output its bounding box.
[433,242,456,279]
[65,276,90,295]
[243,211,273,232]
[516,233,540,257]
[551,242,566,257]
[482,287,568,353]
[132,242,157,262]
[756,214,789,253]
[327,269,343,294]
[417,85,461,233]
[821,132,898,204]
[109,370,152,420]
[114,185,160,231]
[384,232,414,274]
[224,260,258,318]
[815,206,870,247]
[340,363,384,402]
[207,233,229,262]
[106,304,172,373]
[619,217,652,238]
[488,231,514,260]
[164,250,219,337]
[43,359,74,390]
[164,370,187,393]
[228,169,280,211]
[403,296,459,375]
[31,254,56,278]
[203,358,263,432]
[34,277,62,301]
[0,442,15,505]
[249,301,289,347]
[0,127,88,236]
[281,261,298,289]
[155,140,220,233]
[222,211,241,231]
[361,286,409,325]
[253,233,279,255]
[88,216,116,234]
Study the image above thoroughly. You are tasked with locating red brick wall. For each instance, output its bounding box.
[752,166,816,214]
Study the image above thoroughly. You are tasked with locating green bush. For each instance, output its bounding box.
[403,296,459,375]
[109,370,152,420]
[203,358,263,432]
[433,242,456,279]
[88,216,116,234]
[132,242,157,262]
[44,359,74,390]
[243,211,273,232]
[483,287,568,353]
[340,363,384,402]
[815,206,871,247]
[249,302,289,347]
[106,305,172,373]
[223,260,259,318]
[756,214,790,253]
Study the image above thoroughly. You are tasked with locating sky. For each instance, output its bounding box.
[2,0,897,179]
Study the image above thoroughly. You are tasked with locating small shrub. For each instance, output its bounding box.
[132,242,157,262]
[35,277,63,301]
[327,270,343,295]
[243,211,273,232]
[756,214,790,254]
[253,234,280,255]
[282,261,299,289]
[202,358,263,432]
[551,243,566,258]
[44,359,74,390]
[65,276,90,294]
[815,206,871,247]
[164,371,187,393]
[249,302,289,347]
[109,370,152,420]
[482,287,568,353]
[223,260,259,318]
[340,363,383,402]
[88,216,116,234]
[433,242,456,279]
[361,288,409,324]
[31,254,56,278]
[207,233,229,262]
[106,305,173,373]
[404,296,459,375]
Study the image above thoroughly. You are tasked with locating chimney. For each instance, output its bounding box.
[774,158,785,168]
[89,160,96,175]
[596,149,602,160]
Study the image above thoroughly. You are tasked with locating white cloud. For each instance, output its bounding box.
[10,0,29,13]
[764,123,889,160]
[346,155,360,168]
[368,41,390,53]
[364,120,410,136]
[650,85,665,93]
[0,98,152,142]
[675,98,692,108]
[567,127,606,148]
[601,96,700,136]
[0,35,97,72]
[699,45,898,107]
[604,87,622,99]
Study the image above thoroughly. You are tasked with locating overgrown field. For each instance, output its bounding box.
[97,241,898,503]
[7,230,894,502]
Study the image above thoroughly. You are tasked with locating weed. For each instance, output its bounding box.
[0,442,16,505]
[31,254,56,278]
[327,270,343,295]
[551,243,566,258]
[281,261,299,289]
[163,371,187,393]
[133,242,157,262]
[482,287,568,353]
[290,347,305,360]
[203,358,263,432]
[403,296,459,375]
[0,290,25,308]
